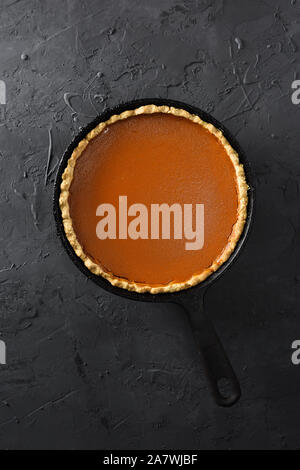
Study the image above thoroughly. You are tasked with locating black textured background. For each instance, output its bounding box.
[0,0,300,450]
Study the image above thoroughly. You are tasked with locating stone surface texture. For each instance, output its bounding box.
[0,0,300,450]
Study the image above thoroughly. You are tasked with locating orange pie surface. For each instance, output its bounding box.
[62,108,247,293]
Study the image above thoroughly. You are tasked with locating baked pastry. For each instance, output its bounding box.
[59,105,248,293]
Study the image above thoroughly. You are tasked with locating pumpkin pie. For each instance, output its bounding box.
[59,105,248,293]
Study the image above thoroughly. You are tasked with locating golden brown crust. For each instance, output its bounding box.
[59,105,248,294]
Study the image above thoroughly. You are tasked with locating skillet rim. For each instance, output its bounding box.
[53,98,255,303]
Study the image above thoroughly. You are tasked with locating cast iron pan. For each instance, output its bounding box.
[53,98,254,407]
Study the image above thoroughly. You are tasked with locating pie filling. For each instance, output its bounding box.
[60,105,248,293]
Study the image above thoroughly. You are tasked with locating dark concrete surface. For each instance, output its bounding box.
[0,0,300,450]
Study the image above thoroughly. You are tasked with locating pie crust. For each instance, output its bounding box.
[59,105,248,294]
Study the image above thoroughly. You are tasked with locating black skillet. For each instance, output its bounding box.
[53,98,254,407]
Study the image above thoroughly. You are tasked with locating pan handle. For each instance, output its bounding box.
[176,292,241,407]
